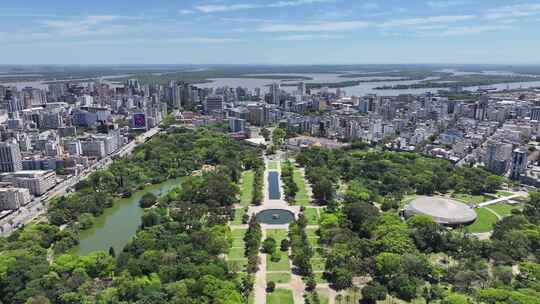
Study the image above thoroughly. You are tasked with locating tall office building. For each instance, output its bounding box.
[530,107,540,121]
[0,140,23,172]
[298,82,306,96]
[510,148,527,180]
[204,95,224,114]
[270,83,280,105]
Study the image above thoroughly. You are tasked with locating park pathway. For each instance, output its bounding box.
[254,228,268,304]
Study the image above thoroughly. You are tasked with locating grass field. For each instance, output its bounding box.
[312,258,326,271]
[267,253,291,271]
[496,191,515,198]
[231,208,246,225]
[240,171,254,207]
[268,161,279,170]
[228,247,245,260]
[267,289,294,304]
[487,203,522,217]
[267,272,291,284]
[314,272,328,283]
[306,227,319,238]
[267,229,288,242]
[452,193,492,205]
[304,207,319,225]
[307,292,329,304]
[231,228,247,238]
[466,208,499,233]
[293,169,310,206]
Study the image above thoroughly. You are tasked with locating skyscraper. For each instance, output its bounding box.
[0,139,23,173]
[510,148,527,180]
[270,83,280,105]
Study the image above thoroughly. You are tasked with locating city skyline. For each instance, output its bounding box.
[2,0,540,65]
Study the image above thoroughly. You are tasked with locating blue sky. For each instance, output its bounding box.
[1,0,540,64]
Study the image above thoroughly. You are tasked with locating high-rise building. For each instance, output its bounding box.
[510,148,527,180]
[0,140,22,173]
[530,107,540,121]
[298,82,306,96]
[204,96,224,114]
[270,83,280,105]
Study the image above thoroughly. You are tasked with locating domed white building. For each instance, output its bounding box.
[404,196,477,226]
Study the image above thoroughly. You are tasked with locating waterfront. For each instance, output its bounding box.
[73,177,183,256]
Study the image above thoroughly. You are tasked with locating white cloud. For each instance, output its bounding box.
[195,4,258,13]
[178,10,195,15]
[275,34,343,40]
[438,25,512,36]
[427,1,467,9]
[483,3,540,20]
[258,21,370,32]
[194,0,334,13]
[165,37,242,44]
[381,15,475,27]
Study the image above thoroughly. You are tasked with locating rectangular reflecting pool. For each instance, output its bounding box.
[268,171,281,200]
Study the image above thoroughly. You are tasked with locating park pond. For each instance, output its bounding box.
[72,177,183,256]
[268,171,281,200]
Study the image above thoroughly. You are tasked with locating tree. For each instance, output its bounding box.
[361,282,387,304]
[525,191,540,223]
[272,128,286,147]
[375,253,403,283]
[139,192,158,208]
[312,177,334,204]
[407,215,444,252]
[331,268,353,290]
[261,128,271,141]
[344,202,379,237]
[266,281,276,292]
[262,237,277,254]
[441,293,472,304]
[109,246,116,258]
[280,239,290,251]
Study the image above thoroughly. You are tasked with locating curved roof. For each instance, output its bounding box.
[404,196,477,225]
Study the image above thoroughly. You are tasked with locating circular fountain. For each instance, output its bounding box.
[256,209,295,225]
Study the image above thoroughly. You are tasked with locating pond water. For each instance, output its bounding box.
[256,209,295,225]
[268,171,281,200]
[72,177,183,256]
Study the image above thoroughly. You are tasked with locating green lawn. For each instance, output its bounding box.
[487,203,522,217]
[231,228,247,238]
[304,208,319,225]
[231,208,246,225]
[293,169,310,206]
[228,247,245,260]
[266,229,288,242]
[308,237,320,247]
[240,171,254,207]
[311,258,326,271]
[314,272,328,283]
[305,227,319,238]
[267,289,294,304]
[267,272,291,284]
[307,292,329,304]
[227,259,247,271]
[466,208,499,233]
[496,190,515,198]
[268,161,279,170]
[452,193,492,206]
[267,253,290,271]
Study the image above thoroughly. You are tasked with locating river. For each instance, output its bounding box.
[72,177,183,256]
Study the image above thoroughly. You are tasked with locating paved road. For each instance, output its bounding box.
[0,127,161,236]
[477,194,523,207]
